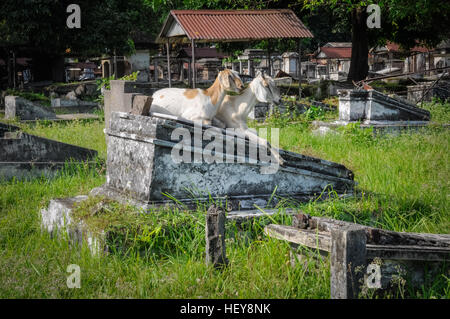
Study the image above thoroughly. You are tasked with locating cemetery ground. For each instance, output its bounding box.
[0,100,449,299]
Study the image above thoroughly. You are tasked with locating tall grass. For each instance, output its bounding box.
[0,101,449,298]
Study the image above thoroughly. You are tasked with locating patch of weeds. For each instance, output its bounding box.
[338,122,375,146]
[304,105,325,121]
[72,196,205,259]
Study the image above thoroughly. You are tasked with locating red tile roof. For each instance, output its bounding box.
[386,41,431,53]
[318,47,352,59]
[178,47,227,59]
[157,9,313,43]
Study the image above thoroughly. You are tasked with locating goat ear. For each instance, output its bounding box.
[218,71,230,88]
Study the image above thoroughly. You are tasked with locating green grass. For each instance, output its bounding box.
[0,102,449,299]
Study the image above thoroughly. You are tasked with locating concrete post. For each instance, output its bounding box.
[239,61,243,74]
[205,205,228,268]
[330,226,367,299]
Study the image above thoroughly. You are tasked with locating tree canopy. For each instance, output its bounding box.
[303,0,450,80]
[0,0,448,82]
[0,0,157,56]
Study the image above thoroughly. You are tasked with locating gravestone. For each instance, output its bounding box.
[51,98,98,113]
[5,96,57,120]
[407,81,450,104]
[103,80,157,129]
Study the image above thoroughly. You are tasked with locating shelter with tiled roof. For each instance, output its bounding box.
[155,9,313,89]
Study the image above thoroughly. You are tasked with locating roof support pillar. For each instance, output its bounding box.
[191,40,196,88]
[267,40,272,77]
[166,39,172,88]
[188,60,192,87]
[297,39,302,98]
[113,49,117,80]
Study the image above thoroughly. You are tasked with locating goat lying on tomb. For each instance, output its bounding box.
[213,71,284,165]
[150,69,244,125]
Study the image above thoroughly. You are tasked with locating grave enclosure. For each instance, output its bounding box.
[39,80,448,299]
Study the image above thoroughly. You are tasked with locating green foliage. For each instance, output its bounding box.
[120,71,139,82]
[304,105,325,121]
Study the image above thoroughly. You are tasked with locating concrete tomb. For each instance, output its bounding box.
[313,89,432,133]
[0,122,98,180]
[337,89,430,123]
[90,111,354,210]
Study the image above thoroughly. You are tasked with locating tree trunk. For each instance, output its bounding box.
[347,7,369,82]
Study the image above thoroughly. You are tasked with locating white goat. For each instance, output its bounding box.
[150,69,243,125]
[213,72,284,164]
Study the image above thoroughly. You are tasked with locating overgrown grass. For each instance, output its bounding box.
[0,101,449,298]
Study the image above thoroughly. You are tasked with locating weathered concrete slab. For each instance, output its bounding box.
[51,98,98,113]
[5,96,57,120]
[55,113,99,120]
[311,119,438,136]
[0,122,98,180]
[91,112,354,210]
[40,196,106,254]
